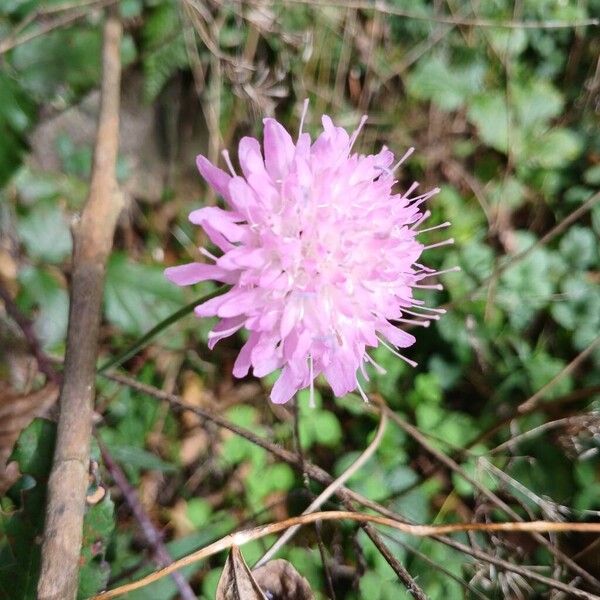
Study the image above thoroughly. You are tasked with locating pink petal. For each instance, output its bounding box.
[238,137,266,178]
[270,367,299,404]
[196,154,232,201]
[189,207,246,243]
[380,323,416,348]
[233,333,259,378]
[164,262,237,286]
[263,118,295,181]
[207,316,245,349]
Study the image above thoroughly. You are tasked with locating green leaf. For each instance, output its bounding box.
[17,198,72,263]
[104,252,184,336]
[467,93,511,153]
[407,56,485,112]
[526,128,582,168]
[17,265,69,350]
[104,444,177,473]
[78,494,115,599]
[0,419,55,600]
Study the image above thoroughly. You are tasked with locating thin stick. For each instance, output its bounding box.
[93,512,600,599]
[101,373,600,599]
[254,408,388,567]
[37,14,123,600]
[379,398,600,591]
[97,285,228,373]
[99,444,196,600]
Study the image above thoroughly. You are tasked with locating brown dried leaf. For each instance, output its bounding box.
[0,382,59,494]
[216,545,267,600]
[252,559,315,600]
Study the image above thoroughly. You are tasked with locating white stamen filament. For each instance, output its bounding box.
[308,354,315,408]
[423,238,455,251]
[401,308,440,320]
[413,283,444,290]
[395,317,430,327]
[349,115,369,152]
[418,266,461,279]
[200,247,219,261]
[222,150,236,176]
[364,352,387,375]
[377,335,418,368]
[411,210,431,230]
[416,221,451,234]
[298,98,310,139]
[356,380,370,403]
[391,146,415,173]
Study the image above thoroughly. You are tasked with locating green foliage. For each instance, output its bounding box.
[2,2,600,598]
[104,252,184,336]
[0,420,114,599]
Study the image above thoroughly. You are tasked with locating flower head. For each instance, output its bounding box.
[166,105,451,404]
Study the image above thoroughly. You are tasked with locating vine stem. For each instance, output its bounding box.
[37,14,123,600]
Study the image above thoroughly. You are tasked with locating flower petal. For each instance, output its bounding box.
[270,366,298,404]
[263,118,295,181]
[164,262,237,286]
[196,154,232,201]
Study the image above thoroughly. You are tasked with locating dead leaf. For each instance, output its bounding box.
[216,545,267,600]
[252,559,315,600]
[0,383,59,494]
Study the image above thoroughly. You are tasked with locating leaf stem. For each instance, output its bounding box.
[97,284,228,373]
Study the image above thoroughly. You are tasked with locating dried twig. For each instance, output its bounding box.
[94,511,600,599]
[99,443,196,600]
[378,398,600,591]
[101,372,600,599]
[254,407,388,567]
[37,14,124,600]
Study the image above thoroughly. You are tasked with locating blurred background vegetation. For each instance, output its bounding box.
[1,0,599,598]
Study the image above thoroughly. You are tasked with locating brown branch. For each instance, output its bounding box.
[94,511,600,599]
[99,443,196,600]
[101,372,600,599]
[37,14,124,600]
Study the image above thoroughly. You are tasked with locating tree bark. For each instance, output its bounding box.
[37,14,123,600]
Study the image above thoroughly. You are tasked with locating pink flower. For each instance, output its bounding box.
[166,104,452,404]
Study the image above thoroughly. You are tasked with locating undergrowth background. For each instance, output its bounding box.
[0,0,599,598]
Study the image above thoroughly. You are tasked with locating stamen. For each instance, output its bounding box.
[356,380,370,403]
[402,182,420,200]
[413,283,444,290]
[423,238,455,251]
[298,98,310,139]
[416,221,451,234]
[418,266,461,279]
[411,210,431,230]
[200,247,219,261]
[391,147,415,173]
[395,317,430,327]
[364,352,387,375]
[308,354,315,408]
[416,305,447,314]
[349,115,369,152]
[401,308,440,320]
[222,150,236,176]
[377,336,418,368]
